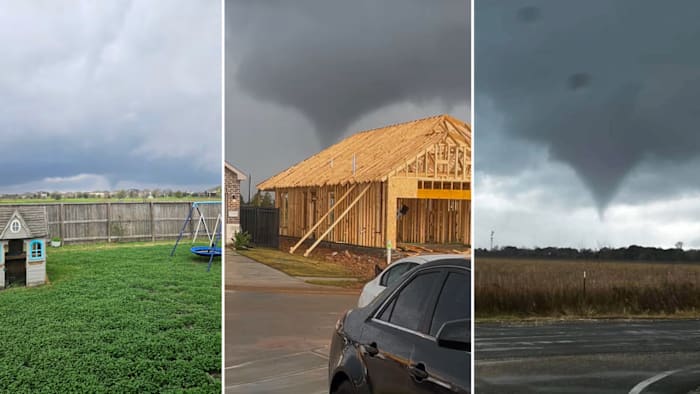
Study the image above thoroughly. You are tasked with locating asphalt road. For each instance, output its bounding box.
[225,290,357,393]
[476,319,700,393]
[224,252,358,394]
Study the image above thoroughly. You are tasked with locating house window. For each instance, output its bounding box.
[10,219,21,233]
[29,240,44,261]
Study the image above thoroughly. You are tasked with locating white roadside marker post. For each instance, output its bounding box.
[386,240,392,266]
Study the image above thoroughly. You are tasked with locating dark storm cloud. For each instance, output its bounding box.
[0,135,211,190]
[0,1,220,192]
[227,0,469,146]
[476,1,700,210]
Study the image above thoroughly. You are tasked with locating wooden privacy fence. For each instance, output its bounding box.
[3,202,221,244]
[240,206,279,248]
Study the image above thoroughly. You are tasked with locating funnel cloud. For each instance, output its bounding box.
[476,1,700,248]
[228,0,469,146]
[477,1,700,210]
[226,0,470,198]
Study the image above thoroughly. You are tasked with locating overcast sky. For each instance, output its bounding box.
[0,1,221,193]
[476,1,700,249]
[225,0,470,199]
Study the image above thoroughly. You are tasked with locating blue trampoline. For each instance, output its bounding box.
[190,245,222,257]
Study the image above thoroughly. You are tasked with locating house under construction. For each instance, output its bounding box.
[257,114,471,255]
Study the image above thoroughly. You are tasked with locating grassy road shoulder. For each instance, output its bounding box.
[237,247,367,288]
[477,257,700,320]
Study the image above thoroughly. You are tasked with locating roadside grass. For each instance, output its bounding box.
[0,242,221,393]
[304,279,363,289]
[0,197,217,204]
[238,247,359,280]
[476,257,700,319]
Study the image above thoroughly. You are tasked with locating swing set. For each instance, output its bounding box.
[170,201,222,271]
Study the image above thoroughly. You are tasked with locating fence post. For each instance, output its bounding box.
[273,208,280,248]
[59,203,65,242]
[106,203,111,243]
[188,203,194,239]
[150,202,155,242]
[255,207,260,244]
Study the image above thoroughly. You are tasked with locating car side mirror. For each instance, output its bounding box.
[436,319,470,352]
[374,264,382,277]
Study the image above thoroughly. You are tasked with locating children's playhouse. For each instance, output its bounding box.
[0,206,48,288]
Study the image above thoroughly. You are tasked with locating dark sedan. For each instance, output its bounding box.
[328,257,470,394]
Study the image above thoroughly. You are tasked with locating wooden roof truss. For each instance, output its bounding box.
[387,134,471,181]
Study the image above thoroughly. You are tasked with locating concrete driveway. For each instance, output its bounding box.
[224,251,359,394]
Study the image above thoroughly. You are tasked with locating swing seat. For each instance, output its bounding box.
[190,246,222,257]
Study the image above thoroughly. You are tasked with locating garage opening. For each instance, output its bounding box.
[396,198,469,245]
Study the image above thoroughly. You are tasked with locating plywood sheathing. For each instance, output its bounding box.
[289,184,357,254]
[277,183,387,248]
[303,183,371,256]
[258,114,471,190]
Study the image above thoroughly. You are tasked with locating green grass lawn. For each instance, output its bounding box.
[238,248,358,279]
[0,242,221,393]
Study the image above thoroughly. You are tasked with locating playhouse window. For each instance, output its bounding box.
[10,219,21,233]
[29,240,44,261]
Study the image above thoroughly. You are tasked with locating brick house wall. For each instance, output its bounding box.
[224,162,246,245]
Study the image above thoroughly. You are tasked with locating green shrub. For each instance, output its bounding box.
[233,231,251,250]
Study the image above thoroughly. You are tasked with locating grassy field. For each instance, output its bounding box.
[238,248,360,280]
[0,242,221,393]
[476,257,700,319]
[0,197,217,204]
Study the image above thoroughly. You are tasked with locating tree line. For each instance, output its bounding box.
[476,245,700,262]
[241,190,274,208]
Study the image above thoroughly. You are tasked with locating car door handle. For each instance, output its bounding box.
[363,342,379,357]
[409,363,429,381]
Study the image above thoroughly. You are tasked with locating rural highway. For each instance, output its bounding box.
[476,319,700,393]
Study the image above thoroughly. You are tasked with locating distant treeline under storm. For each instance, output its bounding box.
[476,245,700,263]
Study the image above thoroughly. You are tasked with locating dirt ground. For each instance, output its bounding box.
[278,237,383,279]
[278,237,470,279]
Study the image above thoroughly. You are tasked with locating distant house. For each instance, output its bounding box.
[205,186,220,198]
[0,206,49,288]
[225,162,247,244]
[258,114,471,255]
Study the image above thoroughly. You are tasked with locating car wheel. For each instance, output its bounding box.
[333,379,355,394]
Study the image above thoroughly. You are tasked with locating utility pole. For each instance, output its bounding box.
[490,230,495,251]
